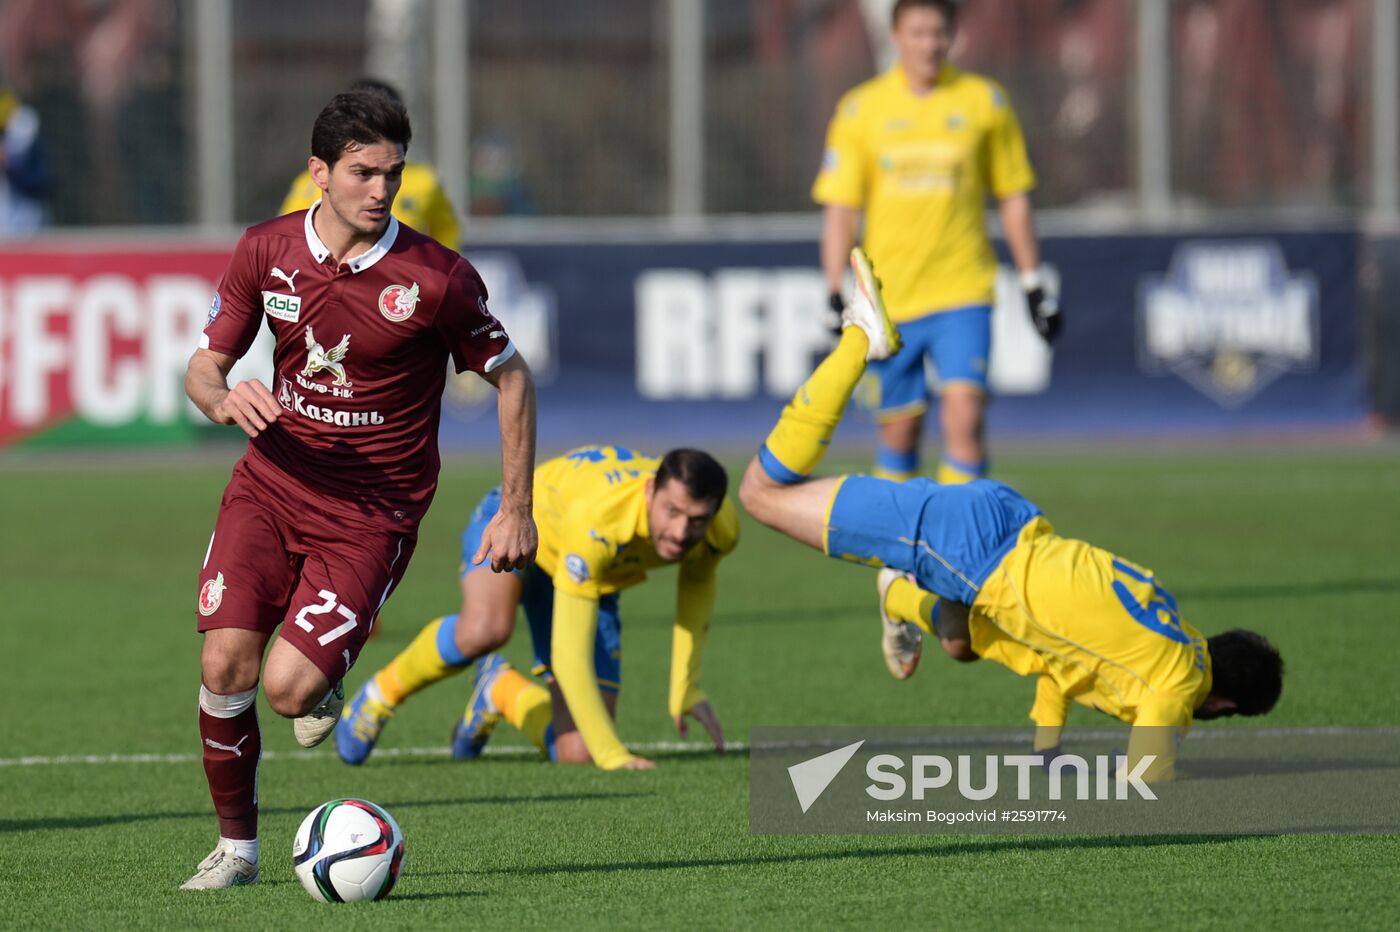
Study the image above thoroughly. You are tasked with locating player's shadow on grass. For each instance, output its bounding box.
[1176,577,1400,602]
[0,792,652,834]
[468,834,1252,878]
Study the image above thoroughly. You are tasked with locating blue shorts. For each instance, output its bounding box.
[861,304,991,420]
[824,475,1041,604]
[461,487,622,693]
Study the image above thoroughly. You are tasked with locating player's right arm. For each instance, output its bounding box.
[187,232,278,436]
[550,589,652,771]
[812,89,868,308]
[185,349,281,438]
[1029,674,1070,754]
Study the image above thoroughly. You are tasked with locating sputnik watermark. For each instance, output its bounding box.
[866,753,1158,802]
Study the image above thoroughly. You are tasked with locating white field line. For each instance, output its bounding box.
[2,726,1395,769]
[0,740,745,769]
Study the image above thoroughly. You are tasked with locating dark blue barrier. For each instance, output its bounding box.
[441,230,1365,452]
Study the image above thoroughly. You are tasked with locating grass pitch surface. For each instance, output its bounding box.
[2,448,1398,929]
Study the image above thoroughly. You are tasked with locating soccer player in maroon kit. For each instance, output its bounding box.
[179,89,538,890]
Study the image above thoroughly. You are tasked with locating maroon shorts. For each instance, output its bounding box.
[196,458,418,682]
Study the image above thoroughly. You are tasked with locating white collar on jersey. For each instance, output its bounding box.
[303,200,399,273]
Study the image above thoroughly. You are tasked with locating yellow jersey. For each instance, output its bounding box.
[532,445,740,769]
[280,163,461,250]
[971,518,1212,780]
[812,64,1036,321]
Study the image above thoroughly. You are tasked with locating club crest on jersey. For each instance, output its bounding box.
[199,572,226,616]
[379,282,420,322]
[301,326,352,387]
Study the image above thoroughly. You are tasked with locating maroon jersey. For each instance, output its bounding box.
[201,207,513,526]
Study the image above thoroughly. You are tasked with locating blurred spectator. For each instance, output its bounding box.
[0,86,51,235]
[281,78,462,248]
[1175,0,1364,207]
[469,134,536,217]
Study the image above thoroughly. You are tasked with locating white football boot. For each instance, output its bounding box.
[844,247,902,362]
[877,568,923,680]
[180,839,260,890]
[293,680,344,749]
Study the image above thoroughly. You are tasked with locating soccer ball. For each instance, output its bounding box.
[292,798,405,903]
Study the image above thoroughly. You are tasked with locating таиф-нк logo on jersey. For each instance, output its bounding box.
[379,282,420,322]
[278,325,387,427]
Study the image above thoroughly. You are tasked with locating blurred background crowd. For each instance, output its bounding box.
[0,0,1381,231]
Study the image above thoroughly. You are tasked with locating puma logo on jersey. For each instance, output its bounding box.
[204,735,250,757]
[302,327,352,387]
[270,267,299,291]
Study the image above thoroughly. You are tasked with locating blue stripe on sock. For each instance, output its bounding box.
[758,445,807,485]
[435,614,470,667]
[942,454,988,478]
[875,445,919,475]
[545,722,557,762]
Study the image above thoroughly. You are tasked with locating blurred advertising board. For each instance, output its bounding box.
[0,230,1364,452]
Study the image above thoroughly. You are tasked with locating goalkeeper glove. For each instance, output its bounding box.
[825,291,846,335]
[1021,269,1062,344]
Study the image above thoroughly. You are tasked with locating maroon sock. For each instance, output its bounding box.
[199,703,261,839]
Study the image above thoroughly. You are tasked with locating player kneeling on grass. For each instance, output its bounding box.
[338,446,738,771]
[737,248,1284,781]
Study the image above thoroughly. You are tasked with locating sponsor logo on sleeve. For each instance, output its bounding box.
[199,572,227,616]
[565,554,591,584]
[262,290,302,322]
[207,291,221,325]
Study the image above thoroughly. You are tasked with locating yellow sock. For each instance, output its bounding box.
[760,327,869,480]
[872,466,916,483]
[490,668,552,753]
[885,576,941,637]
[376,615,470,707]
[937,457,986,485]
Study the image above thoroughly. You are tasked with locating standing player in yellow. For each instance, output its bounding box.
[337,446,737,770]
[282,79,461,250]
[739,248,1282,781]
[814,0,1060,485]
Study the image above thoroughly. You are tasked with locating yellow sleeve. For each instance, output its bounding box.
[1124,697,1192,783]
[982,82,1036,199]
[811,90,868,208]
[670,557,717,718]
[280,171,319,215]
[1029,675,1069,751]
[551,589,636,770]
[424,176,462,250]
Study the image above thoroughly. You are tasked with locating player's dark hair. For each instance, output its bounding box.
[1206,630,1284,716]
[892,0,959,28]
[656,449,728,507]
[311,88,411,167]
[349,77,404,106]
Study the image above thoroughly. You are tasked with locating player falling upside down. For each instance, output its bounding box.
[737,248,1283,780]
[180,89,537,890]
[338,446,738,771]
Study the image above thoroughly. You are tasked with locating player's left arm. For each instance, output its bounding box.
[671,556,724,752]
[1124,698,1193,784]
[984,83,1060,344]
[476,353,538,572]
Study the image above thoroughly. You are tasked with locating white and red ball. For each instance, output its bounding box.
[292,798,404,903]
